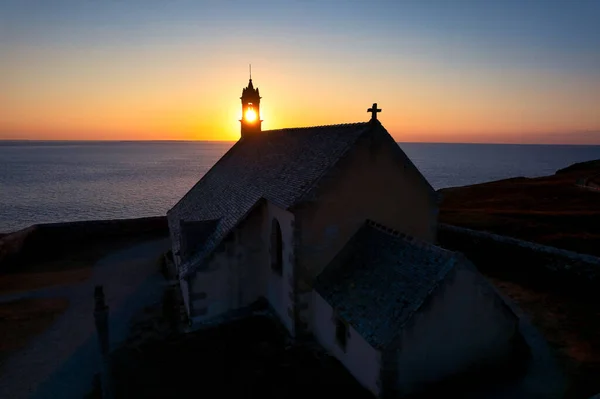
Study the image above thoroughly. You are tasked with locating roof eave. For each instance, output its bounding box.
[374,122,438,202]
[181,197,266,278]
[168,140,243,215]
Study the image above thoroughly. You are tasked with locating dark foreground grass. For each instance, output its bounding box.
[101,313,529,399]
[107,315,374,399]
[490,276,600,399]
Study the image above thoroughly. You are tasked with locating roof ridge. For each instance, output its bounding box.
[180,197,265,278]
[263,121,369,133]
[364,219,453,258]
[378,123,438,202]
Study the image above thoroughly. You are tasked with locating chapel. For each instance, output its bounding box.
[167,75,520,397]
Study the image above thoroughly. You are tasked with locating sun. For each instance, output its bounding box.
[245,108,257,122]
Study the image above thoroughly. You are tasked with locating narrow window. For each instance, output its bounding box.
[335,317,348,351]
[271,219,283,275]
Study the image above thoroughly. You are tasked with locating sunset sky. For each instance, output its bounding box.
[1,0,599,144]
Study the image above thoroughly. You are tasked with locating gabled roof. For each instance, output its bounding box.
[169,122,376,278]
[314,220,460,349]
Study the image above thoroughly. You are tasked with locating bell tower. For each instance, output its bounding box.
[240,65,262,138]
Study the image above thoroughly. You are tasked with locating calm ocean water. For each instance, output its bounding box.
[1,141,599,233]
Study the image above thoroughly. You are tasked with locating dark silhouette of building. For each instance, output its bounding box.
[167,73,521,398]
[240,67,262,138]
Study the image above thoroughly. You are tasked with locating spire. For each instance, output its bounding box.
[247,64,253,89]
[247,65,254,89]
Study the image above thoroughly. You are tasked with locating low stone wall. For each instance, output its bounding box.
[437,223,600,294]
[587,181,600,190]
[0,216,168,271]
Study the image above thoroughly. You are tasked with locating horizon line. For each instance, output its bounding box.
[1,139,599,146]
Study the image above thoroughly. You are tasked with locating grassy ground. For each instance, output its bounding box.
[440,159,600,398]
[489,276,600,399]
[0,269,91,296]
[439,162,600,257]
[0,297,69,365]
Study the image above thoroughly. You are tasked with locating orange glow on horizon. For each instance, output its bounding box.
[1,2,599,145]
[1,59,599,144]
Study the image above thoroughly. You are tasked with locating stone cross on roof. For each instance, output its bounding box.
[368,103,382,120]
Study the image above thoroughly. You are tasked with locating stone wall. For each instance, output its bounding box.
[295,127,437,293]
[0,216,168,271]
[312,291,381,397]
[294,128,437,335]
[437,223,600,294]
[394,264,520,395]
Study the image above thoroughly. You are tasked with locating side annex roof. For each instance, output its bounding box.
[314,220,461,349]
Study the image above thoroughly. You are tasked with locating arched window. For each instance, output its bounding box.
[271,219,283,275]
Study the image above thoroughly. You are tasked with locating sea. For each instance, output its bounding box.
[1,141,599,233]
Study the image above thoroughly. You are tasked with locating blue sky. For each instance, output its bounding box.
[1,0,599,142]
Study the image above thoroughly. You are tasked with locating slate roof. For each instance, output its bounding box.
[169,122,377,278]
[314,220,459,349]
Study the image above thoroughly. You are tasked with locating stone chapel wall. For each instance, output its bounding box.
[312,291,381,396]
[188,204,268,322]
[294,129,437,305]
[263,202,296,335]
[185,201,296,331]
